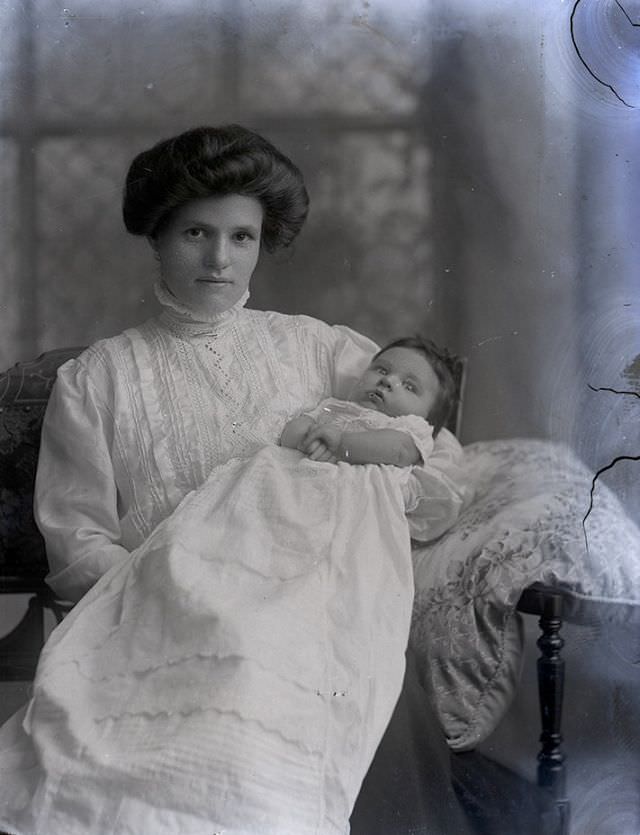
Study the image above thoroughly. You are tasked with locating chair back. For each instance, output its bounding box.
[0,348,83,590]
[444,354,467,438]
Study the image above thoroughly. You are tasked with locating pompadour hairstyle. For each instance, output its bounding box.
[122,124,309,252]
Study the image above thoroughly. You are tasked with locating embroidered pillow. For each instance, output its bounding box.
[410,438,640,751]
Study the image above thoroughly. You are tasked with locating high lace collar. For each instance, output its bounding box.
[154,278,250,337]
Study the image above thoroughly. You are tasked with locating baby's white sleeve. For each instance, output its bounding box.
[402,427,470,543]
[384,413,435,464]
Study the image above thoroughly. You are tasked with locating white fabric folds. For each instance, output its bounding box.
[0,302,467,834]
[1,445,416,835]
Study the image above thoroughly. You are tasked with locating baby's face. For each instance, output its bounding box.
[352,346,440,419]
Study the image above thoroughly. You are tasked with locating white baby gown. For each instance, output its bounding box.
[0,400,440,835]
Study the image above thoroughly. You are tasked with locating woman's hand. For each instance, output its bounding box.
[300,424,342,463]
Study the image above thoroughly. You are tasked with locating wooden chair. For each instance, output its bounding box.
[0,347,569,833]
[444,353,569,834]
[0,348,81,679]
[517,584,569,834]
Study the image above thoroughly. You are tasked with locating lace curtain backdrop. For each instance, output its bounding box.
[1,1,637,495]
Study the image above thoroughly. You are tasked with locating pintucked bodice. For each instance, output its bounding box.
[34,305,378,601]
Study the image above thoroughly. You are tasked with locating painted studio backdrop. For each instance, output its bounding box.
[0,0,639,828]
[1,0,638,478]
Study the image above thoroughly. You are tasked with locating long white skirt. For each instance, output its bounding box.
[0,447,415,835]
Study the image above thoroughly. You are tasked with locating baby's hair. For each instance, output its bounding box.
[374,336,458,436]
[122,124,309,252]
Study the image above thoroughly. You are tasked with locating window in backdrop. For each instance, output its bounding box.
[0,0,440,367]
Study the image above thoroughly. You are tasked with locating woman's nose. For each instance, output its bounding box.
[204,237,231,270]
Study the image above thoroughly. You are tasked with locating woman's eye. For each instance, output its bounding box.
[185,228,204,239]
[233,230,253,243]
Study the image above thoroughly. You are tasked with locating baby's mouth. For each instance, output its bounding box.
[367,390,385,406]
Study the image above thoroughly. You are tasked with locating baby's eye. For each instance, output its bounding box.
[404,381,417,392]
[374,365,387,374]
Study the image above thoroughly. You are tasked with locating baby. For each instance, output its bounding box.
[280,335,457,466]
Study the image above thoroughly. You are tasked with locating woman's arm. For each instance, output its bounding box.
[317,322,379,400]
[301,424,421,467]
[34,360,130,603]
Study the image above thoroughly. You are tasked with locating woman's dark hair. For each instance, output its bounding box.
[122,124,309,252]
[375,336,459,437]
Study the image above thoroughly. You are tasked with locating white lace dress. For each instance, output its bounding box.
[0,292,467,835]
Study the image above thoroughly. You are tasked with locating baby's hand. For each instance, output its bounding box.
[301,425,342,463]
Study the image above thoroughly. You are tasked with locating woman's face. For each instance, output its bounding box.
[151,194,263,316]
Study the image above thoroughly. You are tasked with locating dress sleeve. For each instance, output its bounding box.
[403,428,470,543]
[34,358,129,603]
[325,324,379,400]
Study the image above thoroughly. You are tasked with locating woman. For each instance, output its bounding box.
[0,125,470,835]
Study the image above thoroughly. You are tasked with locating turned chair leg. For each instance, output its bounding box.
[536,592,570,835]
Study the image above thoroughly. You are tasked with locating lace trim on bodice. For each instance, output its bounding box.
[136,304,299,515]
